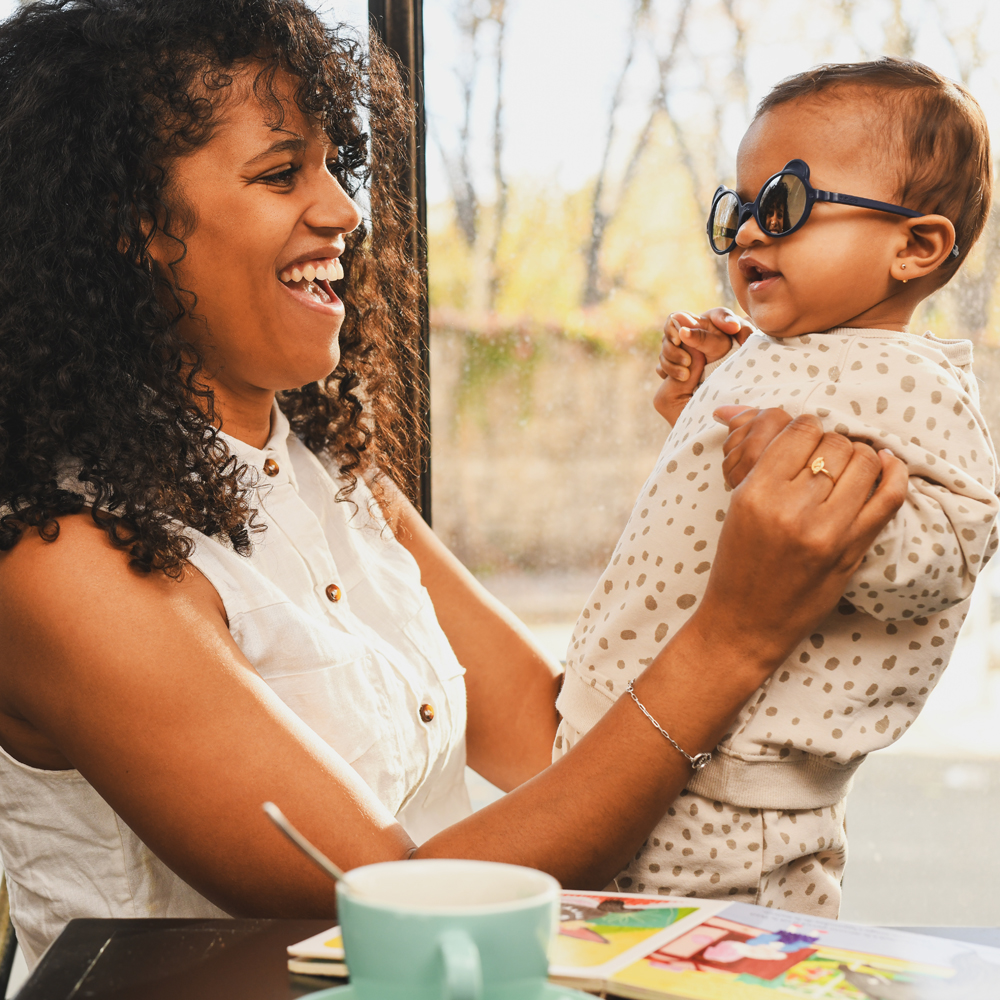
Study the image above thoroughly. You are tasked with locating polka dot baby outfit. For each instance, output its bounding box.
[554,327,1000,915]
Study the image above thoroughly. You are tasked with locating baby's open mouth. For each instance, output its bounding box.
[278,257,344,305]
[739,258,781,285]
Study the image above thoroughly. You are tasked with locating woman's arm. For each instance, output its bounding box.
[413,414,908,887]
[0,516,574,910]
[385,490,563,792]
[0,517,414,917]
[0,414,906,915]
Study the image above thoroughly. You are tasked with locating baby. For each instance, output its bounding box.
[553,58,1000,916]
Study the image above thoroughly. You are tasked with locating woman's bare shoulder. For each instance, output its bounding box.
[0,513,229,769]
[2,511,110,569]
[0,513,225,655]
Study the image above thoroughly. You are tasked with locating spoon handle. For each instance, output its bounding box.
[262,801,349,885]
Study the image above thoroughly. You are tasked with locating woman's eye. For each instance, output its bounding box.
[261,165,299,187]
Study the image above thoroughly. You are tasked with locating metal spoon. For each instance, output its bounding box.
[262,801,352,887]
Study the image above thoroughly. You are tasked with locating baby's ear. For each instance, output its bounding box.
[894,214,958,284]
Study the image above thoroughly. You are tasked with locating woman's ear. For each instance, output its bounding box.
[890,214,957,284]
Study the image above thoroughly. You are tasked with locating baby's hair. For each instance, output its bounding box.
[755,57,992,277]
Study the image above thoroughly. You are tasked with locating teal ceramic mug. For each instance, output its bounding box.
[335,858,561,1000]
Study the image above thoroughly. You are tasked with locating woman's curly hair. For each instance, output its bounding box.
[0,0,424,576]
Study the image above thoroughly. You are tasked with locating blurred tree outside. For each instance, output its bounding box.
[426,0,1000,582]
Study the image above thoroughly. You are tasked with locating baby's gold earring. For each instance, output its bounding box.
[901,263,908,284]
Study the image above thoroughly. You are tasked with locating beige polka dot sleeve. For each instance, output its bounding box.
[555,328,999,817]
[803,337,998,619]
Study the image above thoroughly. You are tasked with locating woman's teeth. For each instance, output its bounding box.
[278,258,344,284]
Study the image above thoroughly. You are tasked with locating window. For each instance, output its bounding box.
[424,0,1000,924]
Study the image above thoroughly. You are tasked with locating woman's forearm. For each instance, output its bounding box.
[389,491,563,791]
[416,416,909,888]
[416,616,768,889]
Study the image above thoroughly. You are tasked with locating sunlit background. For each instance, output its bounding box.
[4,3,1000,990]
[423,0,1000,929]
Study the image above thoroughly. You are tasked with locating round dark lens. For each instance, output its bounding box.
[760,173,807,235]
[710,192,740,252]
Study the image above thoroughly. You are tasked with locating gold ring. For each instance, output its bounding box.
[810,456,836,483]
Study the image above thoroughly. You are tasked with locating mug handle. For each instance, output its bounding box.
[438,928,483,1000]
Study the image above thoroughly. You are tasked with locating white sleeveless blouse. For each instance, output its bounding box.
[0,406,471,967]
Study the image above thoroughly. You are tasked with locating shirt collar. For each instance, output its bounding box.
[218,402,298,491]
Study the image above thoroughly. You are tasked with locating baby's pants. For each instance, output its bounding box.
[611,788,847,916]
[555,724,848,916]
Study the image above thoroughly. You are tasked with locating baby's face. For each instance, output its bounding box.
[729,98,909,337]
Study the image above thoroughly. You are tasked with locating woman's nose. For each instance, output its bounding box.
[307,173,363,235]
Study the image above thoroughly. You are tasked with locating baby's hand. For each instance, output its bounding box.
[656,308,753,381]
[654,308,755,426]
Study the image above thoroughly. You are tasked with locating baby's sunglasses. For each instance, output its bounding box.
[707,158,960,261]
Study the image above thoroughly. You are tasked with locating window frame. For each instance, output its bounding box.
[368,0,432,522]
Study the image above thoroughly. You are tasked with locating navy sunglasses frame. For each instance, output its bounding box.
[707,158,959,261]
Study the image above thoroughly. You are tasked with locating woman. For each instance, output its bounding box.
[0,0,905,968]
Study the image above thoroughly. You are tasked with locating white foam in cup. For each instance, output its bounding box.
[344,858,559,910]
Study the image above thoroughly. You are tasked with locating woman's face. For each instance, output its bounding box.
[152,72,362,399]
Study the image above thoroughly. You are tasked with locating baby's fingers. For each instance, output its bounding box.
[702,306,743,333]
[665,311,700,346]
[658,338,694,381]
[661,338,692,367]
[702,307,756,345]
[677,318,738,363]
[654,347,707,425]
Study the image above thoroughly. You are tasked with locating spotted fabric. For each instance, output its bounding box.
[608,781,847,917]
[562,723,846,915]
[554,327,998,909]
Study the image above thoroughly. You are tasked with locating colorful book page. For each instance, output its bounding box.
[608,902,1000,999]
[549,892,728,980]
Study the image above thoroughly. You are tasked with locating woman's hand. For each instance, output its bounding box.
[654,308,755,426]
[717,405,793,487]
[693,407,907,671]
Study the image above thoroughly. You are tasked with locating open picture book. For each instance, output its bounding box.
[288,890,1000,998]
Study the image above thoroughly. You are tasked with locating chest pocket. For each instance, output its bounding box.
[231,601,388,764]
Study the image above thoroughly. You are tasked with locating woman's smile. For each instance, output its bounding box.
[277,255,345,315]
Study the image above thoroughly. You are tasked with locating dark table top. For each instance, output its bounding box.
[14,919,342,1000]
[13,919,1000,999]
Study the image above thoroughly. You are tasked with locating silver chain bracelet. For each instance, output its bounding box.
[625,679,712,771]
